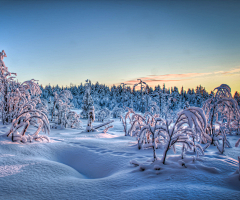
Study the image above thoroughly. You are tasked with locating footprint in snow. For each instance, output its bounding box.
[112,152,125,155]
[124,153,136,156]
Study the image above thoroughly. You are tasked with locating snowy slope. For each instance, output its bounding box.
[0,118,240,200]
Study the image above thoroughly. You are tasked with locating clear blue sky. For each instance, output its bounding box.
[1,0,240,93]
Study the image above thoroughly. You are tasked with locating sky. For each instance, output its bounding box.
[1,0,240,94]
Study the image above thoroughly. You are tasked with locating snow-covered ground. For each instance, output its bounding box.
[0,117,240,200]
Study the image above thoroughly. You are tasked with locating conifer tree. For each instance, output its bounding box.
[81,80,94,119]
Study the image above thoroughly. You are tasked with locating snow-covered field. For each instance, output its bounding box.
[0,118,240,200]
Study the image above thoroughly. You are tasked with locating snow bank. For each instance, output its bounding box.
[0,119,240,199]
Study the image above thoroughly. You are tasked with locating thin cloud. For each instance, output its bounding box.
[118,66,240,86]
[125,79,182,85]
[214,67,240,75]
[214,71,225,74]
[148,72,211,79]
[123,72,210,85]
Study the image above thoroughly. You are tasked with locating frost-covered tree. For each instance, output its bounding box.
[160,107,207,164]
[86,106,95,132]
[81,80,94,119]
[111,107,124,119]
[231,117,240,135]
[213,122,232,154]
[133,79,149,113]
[0,51,49,141]
[66,111,82,129]
[120,83,127,108]
[183,101,190,109]
[51,90,73,122]
[234,91,240,107]
[6,104,50,142]
[96,108,110,122]
[147,101,160,115]
[0,50,17,124]
[120,107,135,136]
[195,86,203,107]
[3,79,50,143]
[203,84,239,139]
[136,113,163,161]
[134,107,207,163]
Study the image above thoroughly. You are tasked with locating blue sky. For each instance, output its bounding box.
[1,0,240,93]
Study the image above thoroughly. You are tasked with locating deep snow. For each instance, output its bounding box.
[0,117,240,200]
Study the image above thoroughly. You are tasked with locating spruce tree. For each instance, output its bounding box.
[81,80,94,119]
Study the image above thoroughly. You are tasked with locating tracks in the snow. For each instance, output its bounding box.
[52,138,137,158]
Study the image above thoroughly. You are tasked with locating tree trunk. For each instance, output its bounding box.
[22,122,30,136]
[162,140,170,164]
[210,105,216,136]
[238,156,240,181]
[152,132,157,162]
[51,101,57,121]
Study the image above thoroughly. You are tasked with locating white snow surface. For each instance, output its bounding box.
[0,116,240,200]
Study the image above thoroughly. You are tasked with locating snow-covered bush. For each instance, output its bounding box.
[213,122,232,154]
[131,107,207,163]
[0,51,50,142]
[159,107,207,164]
[38,98,48,115]
[120,107,135,136]
[50,89,80,129]
[183,101,190,109]
[147,101,160,115]
[96,108,110,122]
[6,100,50,142]
[66,111,82,129]
[51,90,73,122]
[203,84,239,154]
[111,107,124,119]
[231,116,240,135]
[203,84,239,137]
[128,112,147,138]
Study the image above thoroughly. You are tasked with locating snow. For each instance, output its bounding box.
[0,115,240,199]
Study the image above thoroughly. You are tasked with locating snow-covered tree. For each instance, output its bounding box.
[160,107,207,164]
[213,122,232,154]
[133,107,207,163]
[6,96,50,142]
[81,80,94,119]
[4,80,49,142]
[96,108,110,122]
[147,101,160,116]
[51,90,73,122]
[234,91,240,107]
[0,50,17,124]
[133,79,149,113]
[111,107,124,119]
[120,107,135,136]
[66,111,82,129]
[203,84,239,139]
[231,117,240,135]
[86,106,95,132]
